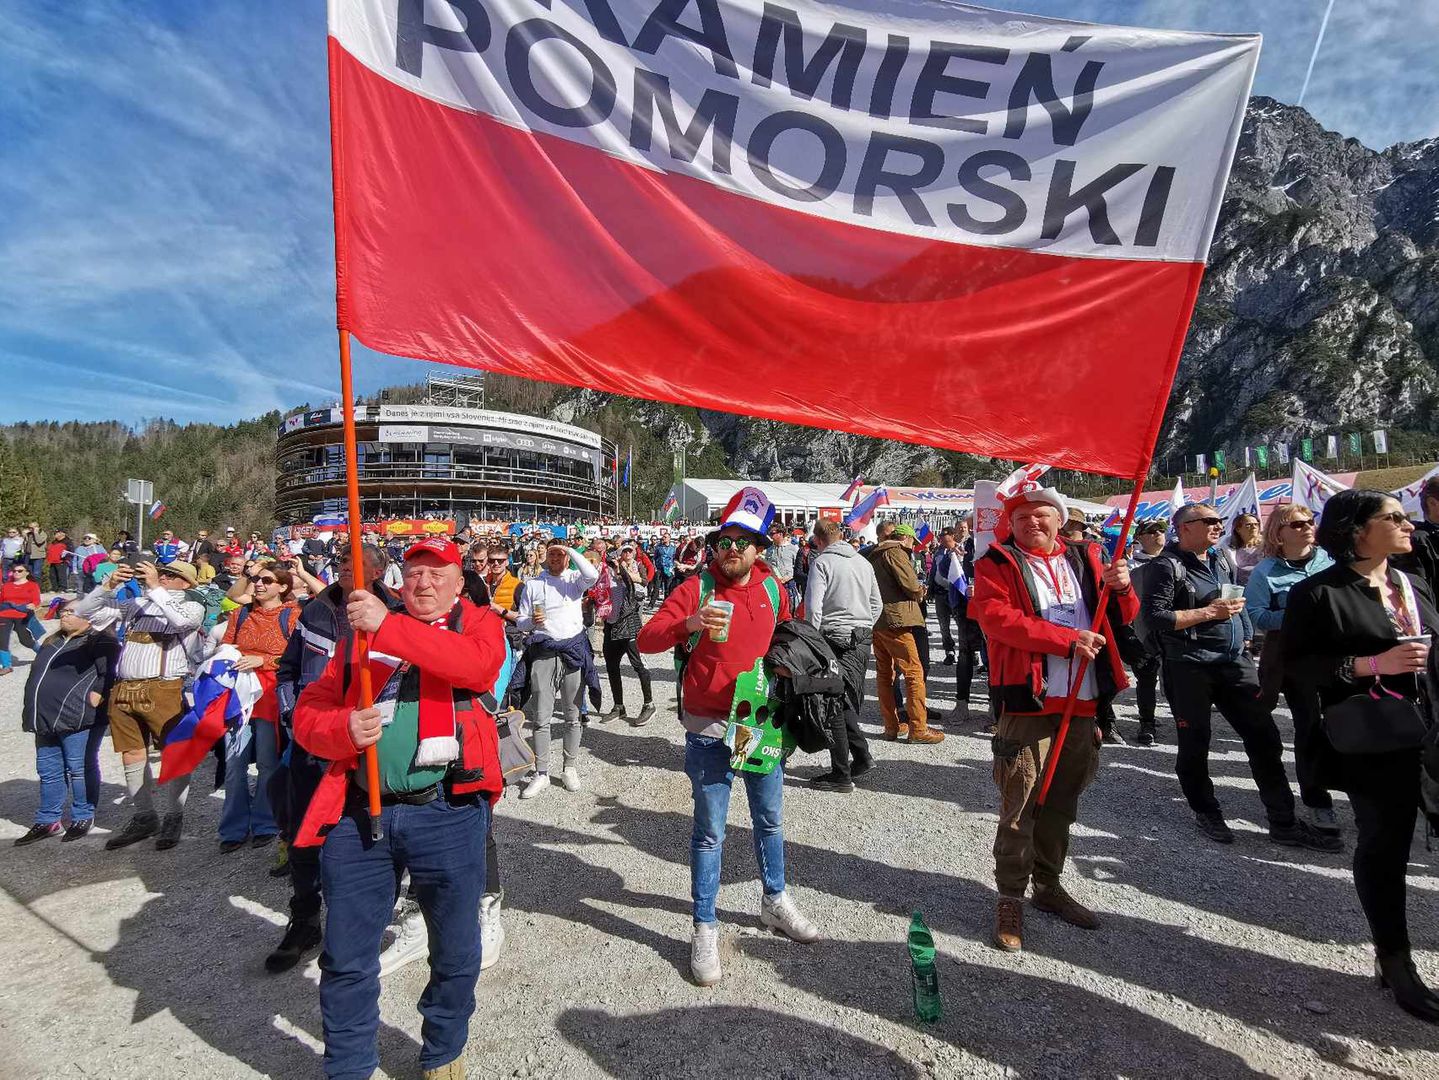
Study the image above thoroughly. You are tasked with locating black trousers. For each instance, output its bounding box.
[1134,654,1161,724]
[933,590,957,654]
[1162,658,1296,826]
[602,624,652,712]
[828,639,873,779]
[1347,752,1421,956]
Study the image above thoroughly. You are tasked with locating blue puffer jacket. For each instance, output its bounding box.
[1244,549,1336,632]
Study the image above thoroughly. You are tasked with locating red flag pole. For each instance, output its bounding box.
[1031,475,1144,812]
[1033,263,1206,813]
[338,330,384,840]
[328,35,383,839]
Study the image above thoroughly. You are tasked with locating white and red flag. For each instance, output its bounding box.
[327,1,1259,477]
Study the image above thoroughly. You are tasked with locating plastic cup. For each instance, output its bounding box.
[708,600,734,642]
[1220,584,1244,601]
[533,599,546,623]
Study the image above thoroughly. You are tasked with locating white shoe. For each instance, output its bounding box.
[690,922,721,986]
[519,773,550,800]
[560,766,581,792]
[479,891,505,971]
[377,900,429,977]
[760,891,821,943]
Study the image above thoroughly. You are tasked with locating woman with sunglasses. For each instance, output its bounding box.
[217,566,300,852]
[1225,512,1264,585]
[0,563,43,674]
[1283,490,1439,1023]
[15,604,119,844]
[1245,504,1337,833]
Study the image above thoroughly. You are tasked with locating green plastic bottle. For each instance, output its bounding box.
[908,911,942,1022]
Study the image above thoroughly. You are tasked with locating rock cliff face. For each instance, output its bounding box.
[550,96,1439,484]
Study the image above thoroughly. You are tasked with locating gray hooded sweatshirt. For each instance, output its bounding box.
[804,540,883,636]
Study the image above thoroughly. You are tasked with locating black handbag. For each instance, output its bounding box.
[1322,684,1429,755]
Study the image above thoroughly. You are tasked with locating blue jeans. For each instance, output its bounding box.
[319,796,490,1080]
[35,726,105,824]
[684,732,786,924]
[218,720,279,840]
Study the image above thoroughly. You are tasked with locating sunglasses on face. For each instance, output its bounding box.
[1285,520,1315,530]
[487,557,507,565]
[1186,517,1223,528]
[256,576,279,585]
[1370,511,1410,526]
[715,537,754,552]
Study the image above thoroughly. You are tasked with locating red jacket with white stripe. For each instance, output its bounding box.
[971,538,1138,718]
[291,598,506,846]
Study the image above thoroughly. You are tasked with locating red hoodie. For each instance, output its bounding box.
[637,558,790,721]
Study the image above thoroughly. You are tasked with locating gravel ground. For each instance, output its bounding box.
[1,605,1437,1079]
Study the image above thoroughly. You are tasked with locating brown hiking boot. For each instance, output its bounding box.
[423,1058,466,1080]
[993,896,1024,952]
[1031,883,1100,930]
[907,728,945,745]
[882,724,910,742]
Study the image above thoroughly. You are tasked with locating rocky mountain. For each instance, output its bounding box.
[1162,96,1439,468]
[540,95,1439,491]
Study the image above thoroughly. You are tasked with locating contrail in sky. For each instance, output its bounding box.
[1298,0,1336,106]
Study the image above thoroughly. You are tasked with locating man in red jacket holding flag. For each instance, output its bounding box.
[293,537,506,1080]
[971,485,1138,954]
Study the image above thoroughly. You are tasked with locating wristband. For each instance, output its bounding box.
[1368,655,1380,677]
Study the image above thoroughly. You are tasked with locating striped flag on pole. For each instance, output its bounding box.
[326,2,1259,479]
[840,474,864,502]
[843,487,889,528]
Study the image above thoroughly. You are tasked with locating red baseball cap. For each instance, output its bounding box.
[403,537,463,567]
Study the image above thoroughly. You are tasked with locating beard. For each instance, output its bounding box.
[716,554,749,581]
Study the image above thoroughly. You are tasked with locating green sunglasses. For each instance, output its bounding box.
[714,536,755,552]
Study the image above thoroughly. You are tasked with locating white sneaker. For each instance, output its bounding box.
[560,766,581,792]
[690,922,721,986]
[519,773,550,800]
[377,900,429,977]
[760,891,821,943]
[479,891,505,971]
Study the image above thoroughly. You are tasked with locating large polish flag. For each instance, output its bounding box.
[328,0,1260,478]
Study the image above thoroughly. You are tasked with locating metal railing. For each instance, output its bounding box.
[276,461,608,500]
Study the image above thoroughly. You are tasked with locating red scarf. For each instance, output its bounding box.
[363,611,459,768]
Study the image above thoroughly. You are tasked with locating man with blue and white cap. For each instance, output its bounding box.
[638,486,820,986]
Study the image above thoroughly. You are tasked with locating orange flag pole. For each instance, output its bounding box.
[1032,474,1145,813]
[327,32,382,839]
[338,330,383,838]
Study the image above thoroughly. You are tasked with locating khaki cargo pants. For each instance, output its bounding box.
[992,711,1100,898]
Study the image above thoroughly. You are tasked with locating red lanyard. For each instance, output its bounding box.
[1028,550,1071,603]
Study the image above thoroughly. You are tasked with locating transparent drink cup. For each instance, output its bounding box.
[708,600,734,642]
[1219,584,1244,601]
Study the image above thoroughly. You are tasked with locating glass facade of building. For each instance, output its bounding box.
[274,406,617,525]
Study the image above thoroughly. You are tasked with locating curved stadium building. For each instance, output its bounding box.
[274,379,617,526]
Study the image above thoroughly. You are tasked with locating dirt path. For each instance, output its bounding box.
[1,610,1436,1078]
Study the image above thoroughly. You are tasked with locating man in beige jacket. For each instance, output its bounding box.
[867,524,942,744]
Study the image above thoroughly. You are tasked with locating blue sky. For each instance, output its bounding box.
[0,1,1435,426]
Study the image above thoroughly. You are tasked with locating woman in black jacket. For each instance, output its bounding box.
[15,603,120,845]
[1282,489,1439,1022]
[597,545,655,725]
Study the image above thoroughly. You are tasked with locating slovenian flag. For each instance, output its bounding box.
[840,474,864,502]
[915,521,934,548]
[843,487,889,528]
[158,649,261,783]
[148,501,167,520]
